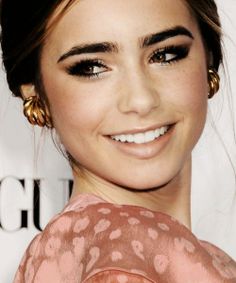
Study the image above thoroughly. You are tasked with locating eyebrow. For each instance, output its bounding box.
[58,42,118,63]
[57,25,194,63]
[140,26,194,48]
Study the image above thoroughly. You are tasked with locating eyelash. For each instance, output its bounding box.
[66,44,190,79]
[66,59,106,79]
[149,45,190,65]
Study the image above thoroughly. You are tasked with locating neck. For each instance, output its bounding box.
[71,158,192,229]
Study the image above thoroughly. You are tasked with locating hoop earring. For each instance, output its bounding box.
[23,96,52,128]
[208,68,220,99]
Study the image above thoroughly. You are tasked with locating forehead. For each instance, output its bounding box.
[44,0,197,51]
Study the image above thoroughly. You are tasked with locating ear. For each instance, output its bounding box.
[20,84,37,99]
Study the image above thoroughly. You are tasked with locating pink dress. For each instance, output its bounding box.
[13,194,236,282]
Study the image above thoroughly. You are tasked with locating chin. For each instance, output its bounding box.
[110,172,176,191]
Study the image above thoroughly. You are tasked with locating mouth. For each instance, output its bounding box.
[110,125,171,144]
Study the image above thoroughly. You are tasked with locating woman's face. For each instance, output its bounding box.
[40,0,208,189]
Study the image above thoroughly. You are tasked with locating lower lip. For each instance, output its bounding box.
[106,125,175,159]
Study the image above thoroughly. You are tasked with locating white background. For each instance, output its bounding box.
[0,1,236,282]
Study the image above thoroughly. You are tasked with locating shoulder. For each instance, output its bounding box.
[199,240,236,280]
[13,197,236,282]
[12,198,113,282]
[13,232,43,283]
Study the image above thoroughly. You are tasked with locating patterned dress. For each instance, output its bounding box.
[13,194,236,282]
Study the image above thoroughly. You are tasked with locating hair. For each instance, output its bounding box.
[0,0,76,99]
[0,0,222,103]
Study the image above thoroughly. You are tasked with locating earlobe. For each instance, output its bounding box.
[20,84,37,99]
[20,84,53,128]
[208,68,220,99]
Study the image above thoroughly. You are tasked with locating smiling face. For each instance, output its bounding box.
[38,0,208,189]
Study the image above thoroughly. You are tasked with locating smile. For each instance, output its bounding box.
[110,126,169,144]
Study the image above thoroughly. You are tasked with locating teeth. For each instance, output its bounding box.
[127,135,134,142]
[111,126,169,144]
[160,127,164,135]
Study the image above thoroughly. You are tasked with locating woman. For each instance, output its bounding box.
[1,0,236,282]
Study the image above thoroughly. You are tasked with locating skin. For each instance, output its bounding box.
[21,0,209,228]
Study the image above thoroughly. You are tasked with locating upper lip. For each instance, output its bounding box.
[107,122,175,136]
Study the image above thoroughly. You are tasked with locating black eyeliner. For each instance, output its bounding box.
[66,59,106,77]
[150,44,190,65]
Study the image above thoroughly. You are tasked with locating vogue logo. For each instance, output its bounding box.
[0,177,73,232]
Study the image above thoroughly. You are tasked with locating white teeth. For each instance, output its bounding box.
[111,126,169,144]
[134,133,145,144]
[160,127,165,135]
[127,135,134,143]
[120,135,126,142]
[155,129,161,137]
[145,131,156,142]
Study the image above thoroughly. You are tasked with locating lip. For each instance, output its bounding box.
[105,124,175,160]
[107,122,175,136]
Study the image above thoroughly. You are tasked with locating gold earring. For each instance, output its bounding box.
[23,96,52,128]
[208,68,220,99]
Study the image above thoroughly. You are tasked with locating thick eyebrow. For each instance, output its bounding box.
[57,42,118,63]
[140,26,194,48]
[57,25,193,63]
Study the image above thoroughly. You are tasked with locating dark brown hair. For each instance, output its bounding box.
[0,0,222,100]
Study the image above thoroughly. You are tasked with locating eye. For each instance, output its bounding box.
[149,45,190,65]
[66,59,108,78]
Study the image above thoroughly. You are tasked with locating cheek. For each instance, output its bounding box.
[186,70,208,119]
[167,66,208,115]
[175,67,208,147]
[158,64,208,151]
[44,78,111,138]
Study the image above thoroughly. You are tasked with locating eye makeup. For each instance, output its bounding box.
[65,43,191,80]
[149,44,190,65]
[66,59,108,79]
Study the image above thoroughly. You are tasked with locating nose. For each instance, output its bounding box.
[117,70,160,117]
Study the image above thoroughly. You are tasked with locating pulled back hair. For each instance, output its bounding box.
[0,0,75,99]
[0,0,222,100]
